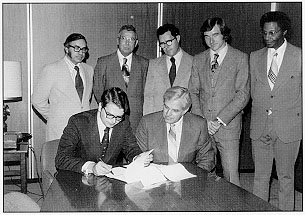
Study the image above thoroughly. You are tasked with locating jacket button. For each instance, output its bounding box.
[271,95,274,98]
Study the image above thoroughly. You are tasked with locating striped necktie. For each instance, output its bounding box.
[211,53,219,72]
[268,53,278,85]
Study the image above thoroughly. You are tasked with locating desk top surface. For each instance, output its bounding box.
[41,163,279,212]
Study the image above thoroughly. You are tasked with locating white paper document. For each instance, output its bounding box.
[105,150,196,188]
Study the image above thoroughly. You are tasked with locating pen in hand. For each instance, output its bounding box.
[93,158,112,176]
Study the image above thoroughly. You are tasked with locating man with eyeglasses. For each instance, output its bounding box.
[188,17,250,187]
[32,33,94,141]
[250,11,301,211]
[143,23,193,115]
[93,25,148,133]
[55,87,153,175]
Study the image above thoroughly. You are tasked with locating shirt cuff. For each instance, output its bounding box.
[81,161,96,175]
[216,117,227,126]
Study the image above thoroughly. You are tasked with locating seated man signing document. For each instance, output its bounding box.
[55,87,152,176]
[136,86,215,172]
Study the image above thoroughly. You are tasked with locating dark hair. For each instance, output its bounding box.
[63,33,87,47]
[157,23,180,39]
[119,25,138,39]
[260,11,291,32]
[200,17,232,44]
[100,87,130,115]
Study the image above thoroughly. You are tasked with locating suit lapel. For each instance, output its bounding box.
[87,110,101,160]
[272,43,295,92]
[158,115,169,162]
[158,55,171,86]
[257,48,271,91]
[178,116,190,161]
[60,59,82,105]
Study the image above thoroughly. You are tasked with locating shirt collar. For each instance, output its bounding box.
[210,42,228,59]
[166,115,184,129]
[268,38,287,56]
[117,49,133,63]
[167,47,182,62]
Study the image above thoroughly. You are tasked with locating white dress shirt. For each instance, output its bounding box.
[117,49,133,71]
[166,48,183,74]
[267,39,287,90]
[64,55,83,85]
[166,116,183,162]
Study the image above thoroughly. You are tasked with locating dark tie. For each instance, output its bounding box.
[122,58,130,87]
[268,53,278,85]
[74,66,83,101]
[211,53,219,72]
[100,127,110,161]
[169,57,176,87]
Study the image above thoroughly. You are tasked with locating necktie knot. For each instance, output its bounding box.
[123,58,127,64]
[170,57,175,63]
[104,127,110,134]
[74,66,79,72]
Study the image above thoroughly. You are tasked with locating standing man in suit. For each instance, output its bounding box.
[93,25,149,132]
[32,33,94,141]
[250,11,301,211]
[188,17,250,186]
[143,24,193,115]
[137,86,215,172]
[55,87,153,175]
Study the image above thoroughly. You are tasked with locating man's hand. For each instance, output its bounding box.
[207,120,221,135]
[93,160,112,176]
[134,152,154,167]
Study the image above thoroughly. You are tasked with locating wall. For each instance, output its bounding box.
[3,2,302,177]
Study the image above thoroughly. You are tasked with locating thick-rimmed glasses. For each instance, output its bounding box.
[103,108,124,122]
[67,45,89,53]
[159,37,176,48]
[261,29,281,37]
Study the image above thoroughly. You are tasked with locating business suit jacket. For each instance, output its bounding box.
[250,42,302,143]
[143,49,193,115]
[93,52,149,132]
[32,57,94,141]
[136,112,215,172]
[55,109,142,173]
[188,45,250,140]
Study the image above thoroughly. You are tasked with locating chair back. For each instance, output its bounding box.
[40,139,60,195]
[4,192,40,212]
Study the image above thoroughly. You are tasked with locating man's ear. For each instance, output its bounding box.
[64,46,68,54]
[176,35,181,43]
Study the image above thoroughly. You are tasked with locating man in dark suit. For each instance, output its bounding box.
[136,86,215,172]
[143,24,193,115]
[250,11,302,211]
[188,17,250,186]
[93,25,149,132]
[55,87,152,176]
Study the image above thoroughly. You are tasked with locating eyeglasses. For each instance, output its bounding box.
[159,37,176,48]
[103,108,124,122]
[119,36,137,43]
[261,29,281,37]
[67,45,89,53]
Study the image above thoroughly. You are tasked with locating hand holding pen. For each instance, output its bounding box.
[92,159,113,176]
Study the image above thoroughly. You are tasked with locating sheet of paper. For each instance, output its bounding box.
[156,163,196,182]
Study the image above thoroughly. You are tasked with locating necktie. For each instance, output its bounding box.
[268,53,278,85]
[74,66,83,101]
[169,124,176,141]
[168,124,177,162]
[122,58,130,87]
[169,57,176,87]
[211,53,219,72]
[100,127,110,161]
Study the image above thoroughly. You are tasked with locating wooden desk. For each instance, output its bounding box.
[4,143,29,193]
[41,163,279,211]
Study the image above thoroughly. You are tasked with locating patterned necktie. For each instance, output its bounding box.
[122,58,130,87]
[169,124,176,141]
[74,66,83,101]
[211,53,219,72]
[169,57,176,87]
[268,53,278,85]
[100,127,110,161]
